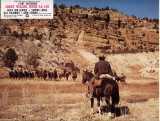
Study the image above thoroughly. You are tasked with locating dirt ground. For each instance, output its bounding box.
[0,77,159,121]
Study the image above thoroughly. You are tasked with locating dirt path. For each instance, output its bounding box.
[77,49,98,64]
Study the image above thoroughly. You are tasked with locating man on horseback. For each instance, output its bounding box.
[94,55,115,80]
[88,55,115,98]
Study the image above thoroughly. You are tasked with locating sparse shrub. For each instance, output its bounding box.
[142,33,145,37]
[69,6,73,13]
[73,4,81,9]
[82,14,88,19]
[32,28,42,40]
[93,6,100,10]
[153,23,159,30]
[93,15,102,21]
[104,6,110,10]
[0,26,10,35]
[12,31,19,37]
[104,14,110,24]
[3,48,18,69]
[156,30,159,33]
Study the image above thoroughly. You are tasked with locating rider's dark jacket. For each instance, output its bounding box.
[94,60,113,78]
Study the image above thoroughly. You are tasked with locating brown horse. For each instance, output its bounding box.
[82,70,120,116]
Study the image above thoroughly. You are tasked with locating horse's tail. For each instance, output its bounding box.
[104,84,113,98]
[100,97,103,102]
[112,82,120,105]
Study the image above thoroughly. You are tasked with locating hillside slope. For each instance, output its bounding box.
[0,6,159,71]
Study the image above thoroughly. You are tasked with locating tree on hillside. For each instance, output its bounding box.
[105,14,110,23]
[118,19,121,28]
[93,7,100,10]
[54,3,57,9]
[59,4,66,9]
[104,14,110,28]
[25,45,41,69]
[3,48,18,69]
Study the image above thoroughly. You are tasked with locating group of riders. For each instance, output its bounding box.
[9,68,78,81]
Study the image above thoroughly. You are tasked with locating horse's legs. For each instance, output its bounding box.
[66,76,68,80]
[97,97,101,114]
[111,96,116,116]
[105,96,111,112]
[105,97,113,117]
[111,104,115,114]
[91,98,94,113]
[105,97,110,106]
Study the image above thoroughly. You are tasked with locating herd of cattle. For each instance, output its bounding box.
[8,67,126,83]
[9,68,78,81]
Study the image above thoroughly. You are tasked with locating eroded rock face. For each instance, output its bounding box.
[0,7,158,69]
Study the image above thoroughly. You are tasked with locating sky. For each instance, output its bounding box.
[55,0,159,19]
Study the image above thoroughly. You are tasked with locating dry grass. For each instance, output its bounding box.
[0,78,159,121]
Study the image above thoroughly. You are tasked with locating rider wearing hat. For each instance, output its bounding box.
[88,55,115,98]
[94,55,114,79]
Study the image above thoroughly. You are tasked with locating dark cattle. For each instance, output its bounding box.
[72,71,77,80]
[53,69,58,80]
[28,71,33,78]
[51,72,54,80]
[48,71,52,80]
[59,69,71,80]
[24,71,29,78]
[14,70,18,79]
[58,72,65,80]
[18,70,24,78]
[9,70,14,78]
[35,70,41,78]
[73,66,80,73]
[30,71,35,78]
[43,70,48,80]
[65,71,71,80]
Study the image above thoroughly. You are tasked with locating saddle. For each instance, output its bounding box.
[92,74,115,88]
[92,79,102,88]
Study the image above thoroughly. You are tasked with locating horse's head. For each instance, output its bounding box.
[82,70,94,84]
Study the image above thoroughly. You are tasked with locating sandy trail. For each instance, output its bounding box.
[77,49,98,64]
